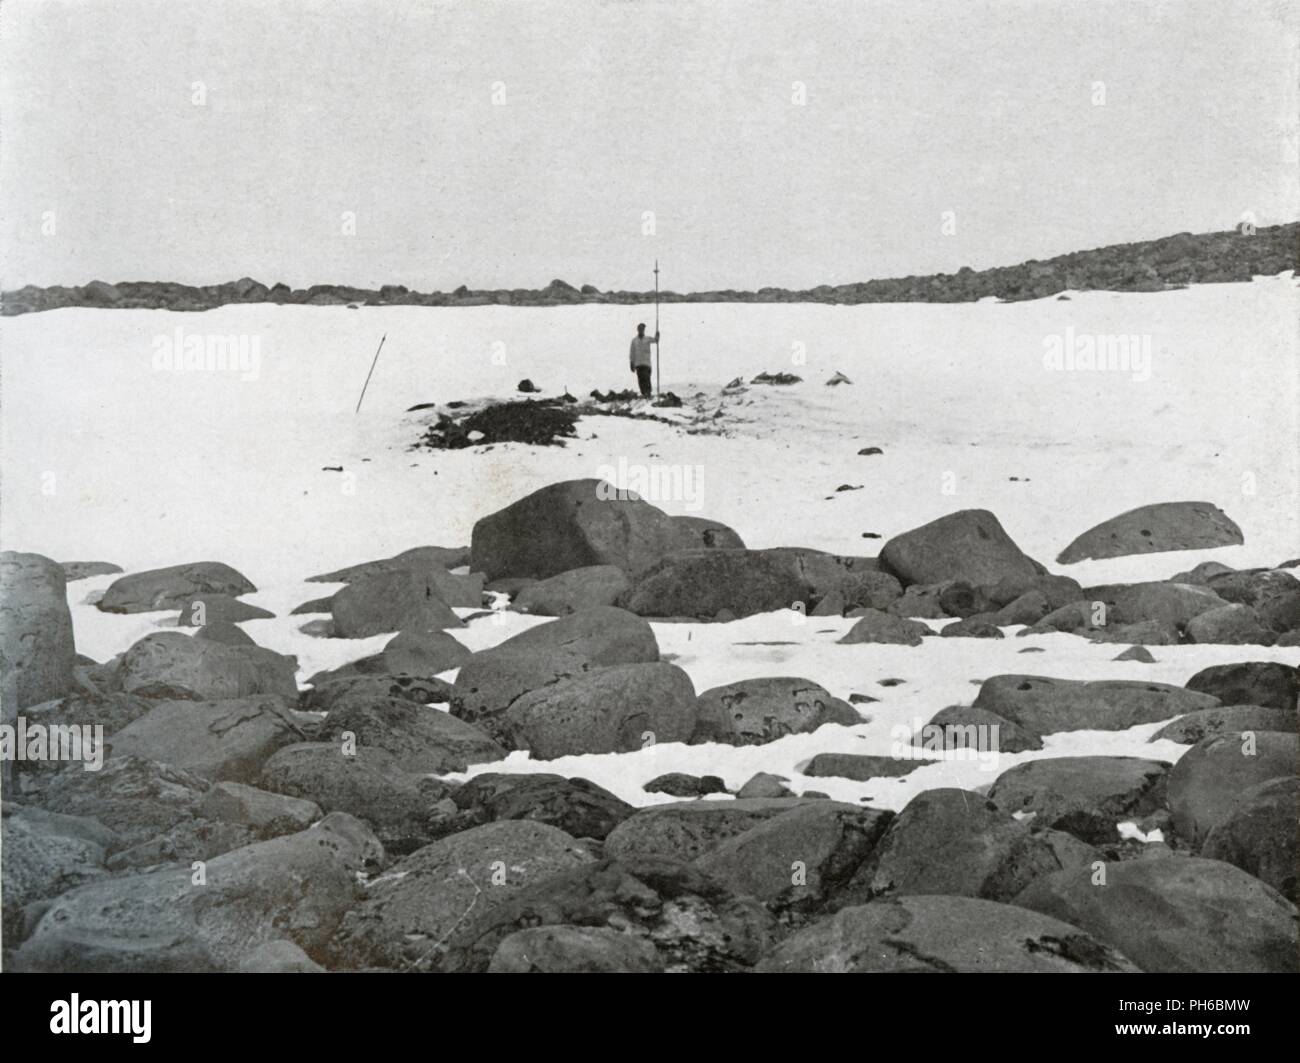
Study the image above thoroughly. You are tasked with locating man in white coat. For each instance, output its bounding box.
[628,322,660,397]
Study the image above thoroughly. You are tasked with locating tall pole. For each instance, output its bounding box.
[653,260,660,397]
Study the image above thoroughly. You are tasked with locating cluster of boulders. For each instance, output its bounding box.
[1,479,1296,972]
[6,223,1295,316]
[460,484,1293,647]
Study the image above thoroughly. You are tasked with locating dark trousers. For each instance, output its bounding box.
[635,365,653,397]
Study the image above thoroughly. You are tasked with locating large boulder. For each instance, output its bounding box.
[936,580,995,618]
[1088,619,1183,645]
[643,773,728,798]
[469,479,741,581]
[330,570,467,637]
[176,595,274,626]
[98,562,256,613]
[299,673,453,714]
[879,510,1039,589]
[107,696,311,783]
[1205,569,1300,633]
[498,662,697,758]
[973,675,1219,734]
[692,802,893,912]
[939,616,1004,638]
[59,561,123,582]
[1020,600,1109,637]
[195,781,321,838]
[837,608,931,646]
[18,693,156,756]
[985,572,1083,610]
[193,621,257,647]
[2,803,114,942]
[486,925,663,973]
[888,583,950,619]
[1014,856,1298,972]
[1088,581,1228,628]
[915,704,1043,753]
[1184,661,1299,712]
[117,632,297,701]
[988,756,1170,845]
[316,698,504,773]
[306,545,470,583]
[30,761,305,871]
[844,788,1097,904]
[988,592,1050,626]
[13,814,379,972]
[757,896,1139,972]
[329,820,595,969]
[372,629,470,673]
[1201,777,1298,901]
[512,565,630,616]
[799,753,924,781]
[481,604,658,664]
[31,756,219,854]
[418,567,486,608]
[434,855,776,973]
[1057,501,1243,564]
[450,650,600,737]
[1151,705,1296,744]
[443,773,633,840]
[690,677,859,747]
[1165,731,1298,846]
[1169,560,1237,584]
[765,549,902,611]
[619,549,810,620]
[1186,604,1277,645]
[1,551,76,709]
[259,742,454,855]
[290,595,334,616]
[736,772,794,798]
[667,516,746,551]
[449,608,658,731]
[604,798,816,863]
[305,629,470,687]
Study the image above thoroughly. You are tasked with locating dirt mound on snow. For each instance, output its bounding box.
[416,399,581,449]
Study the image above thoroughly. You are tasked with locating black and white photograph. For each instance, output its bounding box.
[0,0,1296,1031]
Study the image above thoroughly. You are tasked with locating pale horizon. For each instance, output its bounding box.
[2,0,1297,292]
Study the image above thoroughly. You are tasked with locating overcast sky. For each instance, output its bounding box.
[2,0,1296,291]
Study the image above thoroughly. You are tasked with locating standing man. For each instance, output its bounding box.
[629,322,659,397]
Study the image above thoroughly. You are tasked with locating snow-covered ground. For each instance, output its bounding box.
[2,276,1297,808]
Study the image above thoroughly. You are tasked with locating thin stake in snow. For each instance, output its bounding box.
[354,333,387,413]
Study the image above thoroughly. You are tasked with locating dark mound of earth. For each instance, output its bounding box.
[417,400,581,449]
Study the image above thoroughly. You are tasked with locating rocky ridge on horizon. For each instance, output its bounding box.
[4,222,1296,316]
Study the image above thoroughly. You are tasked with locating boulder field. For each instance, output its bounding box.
[2,483,1296,973]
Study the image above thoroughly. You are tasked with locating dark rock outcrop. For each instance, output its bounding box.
[879,510,1039,589]
[1,551,76,709]
[1014,856,1298,973]
[973,675,1219,734]
[498,662,697,758]
[1165,731,1298,846]
[98,562,256,613]
[1058,501,1243,564]
[690,677,859,746]
[757,895,1138,972]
